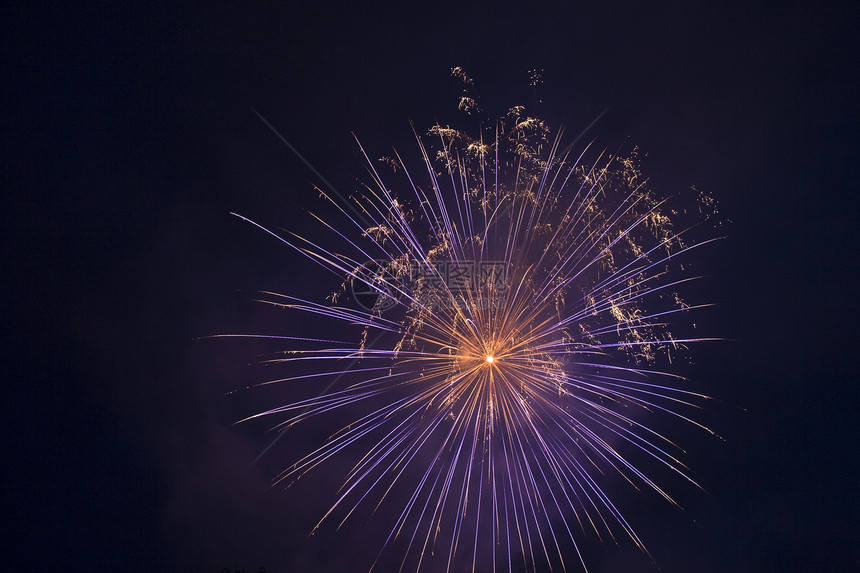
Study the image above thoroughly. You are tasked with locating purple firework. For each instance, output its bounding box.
[225,73,721,573]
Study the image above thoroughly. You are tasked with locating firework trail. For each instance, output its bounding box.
[226,70,720,572]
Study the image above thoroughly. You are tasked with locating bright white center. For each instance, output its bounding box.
[485,355,494,364]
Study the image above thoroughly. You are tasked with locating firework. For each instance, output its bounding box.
[227,72,720,572]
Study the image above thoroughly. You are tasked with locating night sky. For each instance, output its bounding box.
[3,2,858,572]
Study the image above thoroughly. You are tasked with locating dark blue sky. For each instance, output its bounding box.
[3,2,858,572]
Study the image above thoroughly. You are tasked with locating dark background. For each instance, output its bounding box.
[3,1,858,572]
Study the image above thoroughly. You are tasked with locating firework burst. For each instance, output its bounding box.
[226,73,721,572]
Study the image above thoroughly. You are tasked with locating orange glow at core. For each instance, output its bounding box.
[485,355,494,364]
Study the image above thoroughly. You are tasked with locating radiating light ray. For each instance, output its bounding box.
[226,71,722,572]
